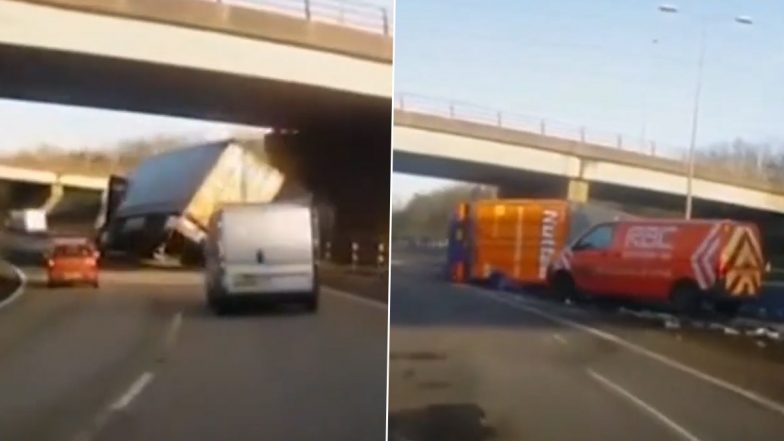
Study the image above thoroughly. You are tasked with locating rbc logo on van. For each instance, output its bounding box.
[624,226,677,250]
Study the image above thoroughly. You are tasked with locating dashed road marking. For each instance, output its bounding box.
[72,371,156,441]
[158,311,183,362]
[553,333,567,345]
[109,371,155,411]
[74,311,183,441]
[485,290,784,417]
[588,369,702,441]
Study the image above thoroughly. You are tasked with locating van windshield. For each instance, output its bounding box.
[220,206,313,264]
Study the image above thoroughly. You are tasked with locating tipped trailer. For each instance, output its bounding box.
[102,139,285,265]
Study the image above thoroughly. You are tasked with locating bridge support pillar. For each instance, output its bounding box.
[40,183,64,213]
[566,179,589,203]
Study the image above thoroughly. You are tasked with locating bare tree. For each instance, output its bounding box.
[0,135,191,176]
[695,138,784,185]
[392,184,495,240]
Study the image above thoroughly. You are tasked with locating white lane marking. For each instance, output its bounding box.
[109,371,155,411]
[74,312,184,441]
[0,263,27,310]
[588,369,702,441]
[158,311,183,361]
[323,286,386,311]
[553,333,567,345]
[486,291,784,417]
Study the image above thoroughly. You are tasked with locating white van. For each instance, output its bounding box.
[204,202,318,313]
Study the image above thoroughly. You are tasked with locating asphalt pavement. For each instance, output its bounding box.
[0,263,388,441]
[388,251,784,441]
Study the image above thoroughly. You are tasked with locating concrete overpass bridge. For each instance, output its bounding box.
[0,0,393,237]
[0,164,108,211]
[393,98,784,261]
[0,164,107,234]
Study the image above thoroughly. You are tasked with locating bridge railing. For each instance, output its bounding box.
[395,93,782,187]
[204,0,393,36]
[395,93,676,159]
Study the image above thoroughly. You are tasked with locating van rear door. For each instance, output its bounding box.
[721,223,764,297]
[221,205,315,294]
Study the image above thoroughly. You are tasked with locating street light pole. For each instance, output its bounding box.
[657,5,752,220]
[685,28,706,220]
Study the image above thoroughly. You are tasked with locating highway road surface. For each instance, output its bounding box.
[388,251,784,441]
[0,263,387,441]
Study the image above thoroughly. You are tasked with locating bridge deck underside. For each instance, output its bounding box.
[0,43,390,131]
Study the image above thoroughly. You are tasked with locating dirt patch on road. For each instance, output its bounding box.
[389,403,496,441]
[389,351,448,362]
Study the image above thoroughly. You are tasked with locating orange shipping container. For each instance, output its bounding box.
[447,199,632,285]
[470,200,569,283]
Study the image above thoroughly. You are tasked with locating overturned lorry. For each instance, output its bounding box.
[100,138,330,265]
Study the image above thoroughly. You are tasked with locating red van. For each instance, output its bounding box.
[547,219,766,315]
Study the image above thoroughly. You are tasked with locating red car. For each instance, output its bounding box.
[46,238,100,288]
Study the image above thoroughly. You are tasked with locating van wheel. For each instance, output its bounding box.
[714,300,741,318]
[551,272,578,302]
[208,296,230,316]
[671,282,700,316]
[489,272,506,290]
[305,294,319,312]
[180,243,205,268]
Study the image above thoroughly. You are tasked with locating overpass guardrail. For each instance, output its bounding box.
[204,0,393,35]
[395,93,781,186]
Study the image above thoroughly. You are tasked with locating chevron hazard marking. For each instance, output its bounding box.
[700,237,720,288]
[744,227,763,262]
[723,226,764,296]
[690,224,721,290]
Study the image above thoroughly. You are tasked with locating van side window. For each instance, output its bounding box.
[574,225,615,251]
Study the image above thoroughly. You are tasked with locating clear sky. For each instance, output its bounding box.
[0,99,261,153]
[392,0,784,203]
